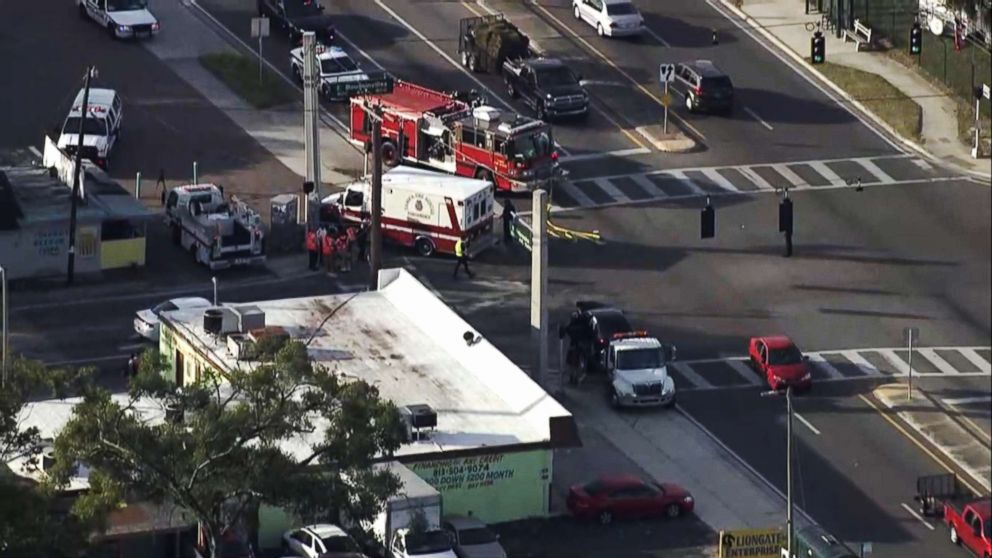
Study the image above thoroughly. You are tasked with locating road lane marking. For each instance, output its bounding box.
[557,181,596,207]
[630,174,665,197]
[772,164,808,189]
[671,362,713,389]
[593,178,630,203]
[644,26,671,47]
[530,1,706,140]
[900,502,936,530]
[809,161,844,186]
[559,147,649,163]
[701,168,740,192]
[917,348,961,375]
[960,348,992,373]
[726,359,762,385]
[28,145,43,158]
[943,395,992,405]
[852,157,896,183]
[736,166,775,191]
[842,351,883,376]
[879,349,912,375]
[742,106,774,130]
[665,169,705,194]
[859,393,986,497]
[795,413,821,435]
[806,354,844,379]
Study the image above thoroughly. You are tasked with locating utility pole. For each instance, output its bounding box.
[67,66,96,285]
[762,385,794,557]
[302,31,321,228]
[369,111,383,290]
[531,190,549,388]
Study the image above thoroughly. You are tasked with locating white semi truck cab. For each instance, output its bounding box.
[604,332,677,409]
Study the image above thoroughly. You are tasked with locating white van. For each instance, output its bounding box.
[57,88,122,170]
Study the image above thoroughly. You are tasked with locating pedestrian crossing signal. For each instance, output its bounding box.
[779,198,793,234]
[910,22,922,55]
[701,202,715,239]
[811,31,825,64]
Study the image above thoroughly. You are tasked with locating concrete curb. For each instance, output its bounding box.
[873,384,992,493]
[635,126,698,153]
[711,0,992,183]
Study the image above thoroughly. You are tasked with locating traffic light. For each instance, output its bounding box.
[910,21,922,55]
[701,198,715,239]
[779,198,794,234]
[811,31,825,64]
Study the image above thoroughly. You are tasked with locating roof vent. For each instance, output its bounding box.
[400,404,437,442]
[232,305,265,333]
[203,309,224,335]
[472,106,501,121]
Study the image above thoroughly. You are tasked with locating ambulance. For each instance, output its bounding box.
[322,167,496,258]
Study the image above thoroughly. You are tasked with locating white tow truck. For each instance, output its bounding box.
[604,332,678,409]
[77,0,160,39]
[164,184,266,270]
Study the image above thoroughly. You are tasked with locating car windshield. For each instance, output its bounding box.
[616,348,665,370]
[537,67,578,87]
[457,527,498,545]
[595,313,631,338]
[768,345,803,365]
[151,301,178,315]
[320,535,359,552]
[406,531,452,555]
[107,0,148,11]
[701,76,734,92]
[606,2,638,15]
[506,131,553,162]
[285,0,322,16]
[63,117,107,136]
[321,56,358,74]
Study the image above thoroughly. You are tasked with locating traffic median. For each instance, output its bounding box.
[199,52,295,109]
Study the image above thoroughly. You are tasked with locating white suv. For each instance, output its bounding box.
[572,0,644,38]
[56,87,122,170]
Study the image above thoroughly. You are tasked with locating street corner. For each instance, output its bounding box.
[634,125,699,154]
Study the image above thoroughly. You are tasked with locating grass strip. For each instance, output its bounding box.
[199,52,295,110]
[815,61,923,142]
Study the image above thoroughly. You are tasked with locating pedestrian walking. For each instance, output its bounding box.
[501,198,516,244]
[323,232,334,272]
[125,353,140,381]
[452,237,474,279]
[306,228,318,270]
[357,223,369,263]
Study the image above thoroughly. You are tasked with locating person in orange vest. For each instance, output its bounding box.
[305,228,318,270]
[322,232,335,272]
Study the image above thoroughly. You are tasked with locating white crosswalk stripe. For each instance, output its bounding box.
[665,346,990,393]
[555,154,954,210]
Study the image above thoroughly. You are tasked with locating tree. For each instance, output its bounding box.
[0,357,93,556]
[51,341,407,558]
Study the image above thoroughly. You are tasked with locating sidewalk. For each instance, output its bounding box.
[718,0,992,179]
[143,0,364,193]
[874,384,992,493]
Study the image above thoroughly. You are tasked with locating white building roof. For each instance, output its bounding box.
[159,268,575,462]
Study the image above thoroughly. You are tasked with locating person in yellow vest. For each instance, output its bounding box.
[453,237,474,279]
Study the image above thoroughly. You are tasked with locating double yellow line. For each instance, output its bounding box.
[458,1,652,150]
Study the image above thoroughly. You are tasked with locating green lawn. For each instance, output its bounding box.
[815,61,923,142]
[199,52,295,109]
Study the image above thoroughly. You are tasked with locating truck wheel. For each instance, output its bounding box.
[461,50,470,68]
[414,237,435,257]
[468,55,478,73]
[685,94,695,113]
[380,140,399,167]
[574,5,580,19]
[950,526,960,545]
[665,503,681,518]
[597,23,605,37]
[506,80,518,98]
[598,510,613,525]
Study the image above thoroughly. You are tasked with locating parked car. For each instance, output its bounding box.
[669,60,735,114]
[282,524,367,558]
[134,297,212,341]
[257,0,335,44]
[441,515,507,558]
[747,335,811,392]
[567,475,694,524]
[572,0,644,38]
[390,528,457,558]
[561,301,634,373]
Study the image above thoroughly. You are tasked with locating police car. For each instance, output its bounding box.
[289,45,391,101]
[56,88,123,171]
[77,0,160,39]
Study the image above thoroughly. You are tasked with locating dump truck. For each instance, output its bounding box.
[458,14,530,73]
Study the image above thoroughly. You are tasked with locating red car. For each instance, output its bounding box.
[566,475,694,524]
[748,335,811,392]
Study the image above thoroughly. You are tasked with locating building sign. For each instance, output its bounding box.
[719,528,786,558]
[33,228,67,257]
[408,449,551,524]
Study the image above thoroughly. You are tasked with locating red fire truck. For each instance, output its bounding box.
[349,80,562,193]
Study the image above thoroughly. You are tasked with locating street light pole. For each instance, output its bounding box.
[67,66,97,285]
[762,385,795,557]
[212,276,218,306]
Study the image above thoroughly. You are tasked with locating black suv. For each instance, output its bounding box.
[561,301,634,374]
[258,0,335,44]
[671,60,734,114]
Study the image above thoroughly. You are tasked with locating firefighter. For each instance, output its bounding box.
[501,198,516,244]
[453,237,474,279]
[357,219,370,263]
[306,228,318,270]
[323,231,335,272]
